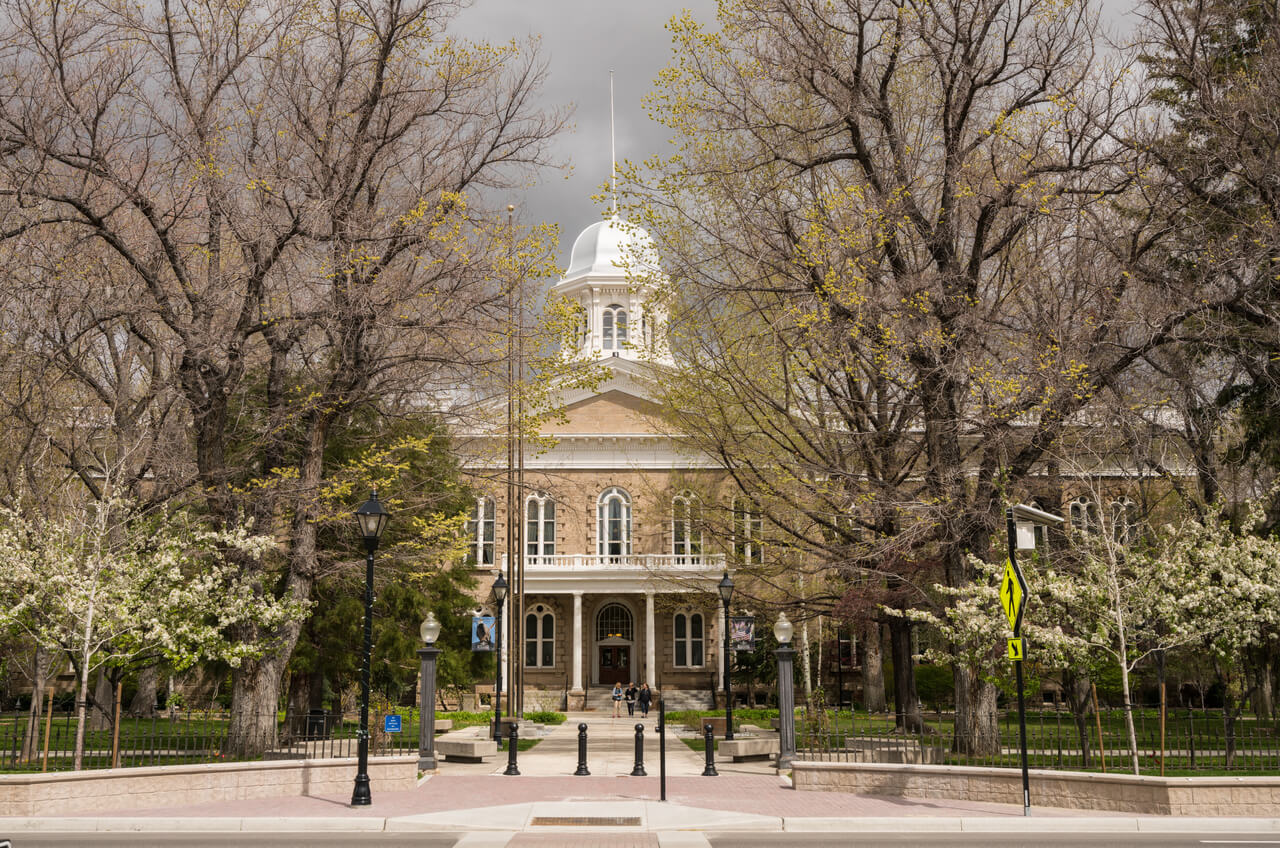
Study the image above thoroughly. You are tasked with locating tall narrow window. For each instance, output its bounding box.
[1109,498,1137,545]
[526,493,556,561]
[1069,497,1099,535]
[602,304,628,350]
[597,487,632,559]
[674,612,704,667]
[672,492,702,563]
[465,496,495,566]
[732,497,763,564]
[524,604,555,668]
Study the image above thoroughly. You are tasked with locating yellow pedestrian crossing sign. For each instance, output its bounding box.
[1007,638,1024,660]
[1000,558,1028,633]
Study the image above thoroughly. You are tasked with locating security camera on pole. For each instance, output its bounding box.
[1003,503,1063,818]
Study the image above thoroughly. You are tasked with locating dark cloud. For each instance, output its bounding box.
[454,0,718,272]
[454,0,1140,275]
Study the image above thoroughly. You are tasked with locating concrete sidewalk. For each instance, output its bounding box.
[5,713,1280,842]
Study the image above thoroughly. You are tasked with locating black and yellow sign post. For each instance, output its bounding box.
[1002,509,1032,817]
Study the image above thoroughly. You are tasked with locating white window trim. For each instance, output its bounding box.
[526,492,556,561]
[733,497,763,564]
[597,487,633,558]
[467,495,495,566]
[602,304,628,351]
[672,491,702,562]
[1069,497,1099,535]
[673,610,706,669]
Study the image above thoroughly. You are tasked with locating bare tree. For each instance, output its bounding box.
[0,0,566,753]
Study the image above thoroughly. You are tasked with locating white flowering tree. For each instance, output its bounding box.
[908,500,1280,774]
[0,500,306,769]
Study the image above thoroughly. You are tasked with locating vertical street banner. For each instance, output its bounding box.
[730,616,756,651]
[471,615,495,651]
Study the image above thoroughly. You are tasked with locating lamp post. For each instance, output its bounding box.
[351,490,389,807]
[774,612,796,770]
[718,571,735,741]
[417,611,442,771]
[491,572,508,742]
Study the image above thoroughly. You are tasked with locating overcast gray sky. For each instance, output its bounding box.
[453,0,1143,272]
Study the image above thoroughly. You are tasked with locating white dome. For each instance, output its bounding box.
[564,217,658,279]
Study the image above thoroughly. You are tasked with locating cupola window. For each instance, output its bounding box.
[602,305,628,350]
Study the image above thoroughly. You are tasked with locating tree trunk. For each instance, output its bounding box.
[799,616,814,707]
[887,617,924,732]
[129,665,159,718]
[861,620,887,713]
[952,665,999,754]
[1252,652,1273,721]
[1062,670,1092,769]
[20,646,49,761]
[89,667,112,732]
[1118,658,1140,775]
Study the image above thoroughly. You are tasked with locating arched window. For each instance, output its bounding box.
[673,611,704,667]
[672,491,702,563]
[597,487,632,559]
[596,602,633,641]
[526,493,556,561]
[1069,497,1100,535]
[602,304,628,350]
[465,496,495,565]
[524,603,555,668]
[1109,498,1138,545]
[733,497,763,564]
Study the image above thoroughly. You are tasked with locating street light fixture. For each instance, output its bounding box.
[351,490,389,807]
[773,612,796,770]
[417,612,442,771]
[717,571,735,741]
[491,572,508,742]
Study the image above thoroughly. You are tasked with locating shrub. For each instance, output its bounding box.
[522,710,566,724]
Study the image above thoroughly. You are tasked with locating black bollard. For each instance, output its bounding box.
[658,698,666,802]
[631,723,646,776]
[701,723,718,776]
[504,722,520,776]
[574,723,590,775]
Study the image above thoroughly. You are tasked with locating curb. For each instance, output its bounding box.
[5,815,1280,835]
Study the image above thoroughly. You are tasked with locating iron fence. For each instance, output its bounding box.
[0,708,421,773]
[797,706,1280,774]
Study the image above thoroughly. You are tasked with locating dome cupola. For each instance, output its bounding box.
[554,216,670,365]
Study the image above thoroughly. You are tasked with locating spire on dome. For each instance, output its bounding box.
[609,70,617,218]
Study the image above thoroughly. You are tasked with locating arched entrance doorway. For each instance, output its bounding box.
[595,602,634,685]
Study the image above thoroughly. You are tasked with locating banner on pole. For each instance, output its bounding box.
[730,616,756,651]
[471,615,495,651]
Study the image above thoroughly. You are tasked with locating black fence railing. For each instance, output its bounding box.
[797,706,1280,774]
[0,708,421,773]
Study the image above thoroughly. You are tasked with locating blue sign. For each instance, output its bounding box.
[383,714,402,733]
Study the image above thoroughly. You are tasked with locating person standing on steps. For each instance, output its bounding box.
[625,682,638,717]
[611,681,623,718]
[638,683,652,718]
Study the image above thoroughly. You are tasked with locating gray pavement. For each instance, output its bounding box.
[5,711,1280,843]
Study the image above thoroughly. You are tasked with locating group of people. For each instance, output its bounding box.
[610,681,653,718]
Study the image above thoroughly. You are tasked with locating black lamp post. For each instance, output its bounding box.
[718,571,735,741]
[491,572,508,742]
[351,490,389,807]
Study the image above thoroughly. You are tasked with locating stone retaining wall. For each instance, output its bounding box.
[0,755,417,817]
[792,761,1280,816]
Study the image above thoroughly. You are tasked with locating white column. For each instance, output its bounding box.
[645,591,656,688]
[571,591,583,692]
